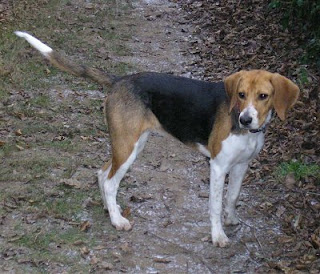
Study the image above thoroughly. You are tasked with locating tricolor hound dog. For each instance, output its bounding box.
[15,31,300,247]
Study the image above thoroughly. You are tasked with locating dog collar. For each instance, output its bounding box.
[249,126,267,134]
[249,111,274,134]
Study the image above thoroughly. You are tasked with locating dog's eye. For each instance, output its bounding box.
[259,93,269,100]
[238,92,246,99]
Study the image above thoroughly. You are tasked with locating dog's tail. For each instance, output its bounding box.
[14,31,118,86]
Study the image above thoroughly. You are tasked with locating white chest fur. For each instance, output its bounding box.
[214,132,265,171]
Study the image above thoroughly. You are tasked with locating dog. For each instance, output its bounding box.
[15,31,300,247]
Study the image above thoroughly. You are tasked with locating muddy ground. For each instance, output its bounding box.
[0,0,319,273]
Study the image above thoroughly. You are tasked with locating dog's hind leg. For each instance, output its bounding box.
[98,160,112,211]
[98,131,149,231]
[98,86,157,230]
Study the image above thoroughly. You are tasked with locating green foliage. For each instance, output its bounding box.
[297,66,309,86]
[269,0,320,65]
[277,160,320,181]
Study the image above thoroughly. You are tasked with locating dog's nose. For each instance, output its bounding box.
[240,114,252,126]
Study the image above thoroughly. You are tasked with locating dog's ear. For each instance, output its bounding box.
[271,73,300,121]
[224,71,244,113]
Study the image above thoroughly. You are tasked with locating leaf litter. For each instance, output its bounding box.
[176,0,319,270]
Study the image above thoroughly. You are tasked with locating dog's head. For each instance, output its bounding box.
[224,70,300,130]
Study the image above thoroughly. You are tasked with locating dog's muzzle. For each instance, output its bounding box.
[239,113,252,127]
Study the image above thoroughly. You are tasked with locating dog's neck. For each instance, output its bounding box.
[250,110,273,134]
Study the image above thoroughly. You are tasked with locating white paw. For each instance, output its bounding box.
[211,232,230,248]
[111,216,133,231]
[225,214,240,226]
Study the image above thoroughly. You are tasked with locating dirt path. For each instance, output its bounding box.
[1,0,319,273]
[92,1,277,273]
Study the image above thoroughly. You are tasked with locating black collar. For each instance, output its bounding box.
[249,111,274,134]
[249,126,267,134]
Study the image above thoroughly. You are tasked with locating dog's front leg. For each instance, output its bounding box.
[209,159,229,247]
[224,163,248,226]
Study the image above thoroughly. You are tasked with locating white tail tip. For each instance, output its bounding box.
[15,31,53,57]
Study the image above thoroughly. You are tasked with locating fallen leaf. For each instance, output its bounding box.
[284,173,296,189]
[275,205,286,217]
[15,144,24,151]
[93,245,105,250]
[130,193,152,203]
[311,234,320,248]
[293,213,302,229]
[60,179,82,189]
[201,236,210,242]
[15,129,22,136]
[15,112,26,120]
[153,257,171,264]
[90,256,99,265]
[80,246,90,256]
[198,192,209,198]
[73,240,84,246]
[80,136,90,141]
[54,135,66,141]
[80,220,91,232]
[99,262,113,270]
[122,207,131,218]
[7,235,23,242]
[278,236,294,244]
[120,242,132,253]
[82,197,101,208]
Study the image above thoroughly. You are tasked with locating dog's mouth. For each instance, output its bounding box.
[239,110,273,132]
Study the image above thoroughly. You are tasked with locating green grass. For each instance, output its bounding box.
[15,226,87,266]
[0,155,56,182]
[277,160,320,181]
[0,142,18,158]
[29,94,51,108]
[0,0,133,95]
[0,88,9,100]
[17,226,87,250]
[10,187,103,271]
[0,152,80,182]
[43,187,88,220]
[0,0,135,272]
[42,139,80,153]
[297,66,309,86]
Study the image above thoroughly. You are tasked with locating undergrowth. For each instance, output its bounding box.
[269,0,320,66]
[277,160,320,181]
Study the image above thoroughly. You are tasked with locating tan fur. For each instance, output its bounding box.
[102,160,112,172]
[271,73,300,120]
[224,71,244,113]
[104,85,159,178]
[224,70,300,126]
[208,103,232,158]
[49,51,117,86]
